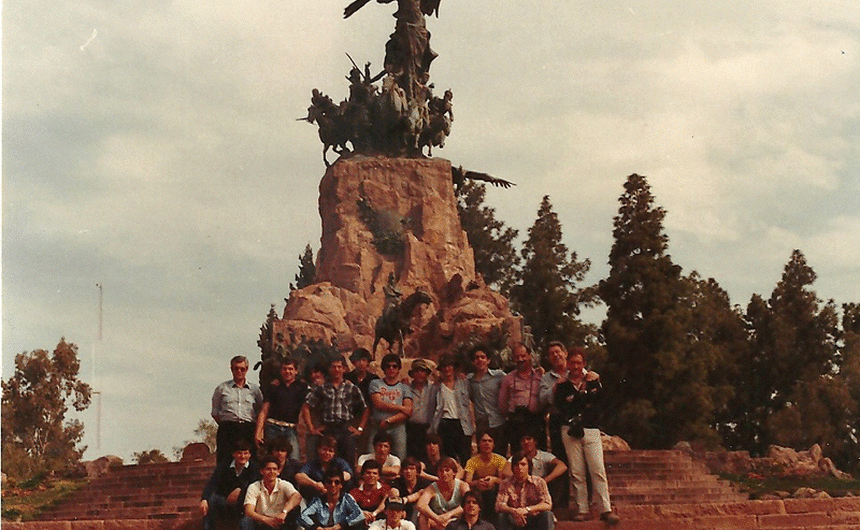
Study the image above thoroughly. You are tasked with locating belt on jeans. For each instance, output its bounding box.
[266,418,297,428]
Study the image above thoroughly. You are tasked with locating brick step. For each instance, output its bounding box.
[609,477,722,487]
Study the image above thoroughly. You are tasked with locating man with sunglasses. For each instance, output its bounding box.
[298,469,365,530]
[368,353,413,459]
[212,355,264,464]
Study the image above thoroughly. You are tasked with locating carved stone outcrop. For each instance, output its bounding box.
[272,156,521,360]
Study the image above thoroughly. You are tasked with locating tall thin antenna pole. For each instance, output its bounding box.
[94,283,103,451]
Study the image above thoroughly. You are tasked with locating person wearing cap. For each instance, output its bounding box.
[368,353,413,460]
[406,358,436,460]
[211,355,264,465]
[444,491,494,530]
[368,497,416,530]
[429,354,474,465]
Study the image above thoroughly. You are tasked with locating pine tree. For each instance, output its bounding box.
[292,244,316,291]
[735,249,839,454]
[510,195,592,351]
[456,180,520,295]
[598,174,685,447]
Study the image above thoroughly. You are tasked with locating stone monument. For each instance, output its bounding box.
[265,0,521,364]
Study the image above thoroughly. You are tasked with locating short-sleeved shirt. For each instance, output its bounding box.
[498,370,541,414]
[506,450,557,479]
[306,380,366,424]
[357,453,401,472]
[264,379,310,424]
[465,453,507,479]
[495,475,551,511]
[369,379,413,423]
[244,478,299,517]
[350,482,392,511]
[211,380,263,423]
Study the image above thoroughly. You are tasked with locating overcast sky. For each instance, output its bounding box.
[3,1,858,462]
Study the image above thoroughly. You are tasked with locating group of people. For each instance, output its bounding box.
[202,342,620,530]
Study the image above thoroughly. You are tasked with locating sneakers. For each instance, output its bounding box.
[599,511,621,525]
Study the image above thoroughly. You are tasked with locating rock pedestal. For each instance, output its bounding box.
[272,156,521,359]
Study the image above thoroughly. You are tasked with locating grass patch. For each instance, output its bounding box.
[1,477,88,522]
[722,472,860,499]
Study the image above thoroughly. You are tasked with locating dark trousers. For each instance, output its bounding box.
[216,421,256,465]
[204,492,243,530]
[498,511,553,530]
[547,414,569,508]
[406,422,430,460]
[437,418,471,465]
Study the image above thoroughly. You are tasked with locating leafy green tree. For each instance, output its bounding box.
[733,250,839,454]
[510,195,593,351]
[598,174,684,447]
[1,339,92,479]
[598,174,745,449]
[456,179,520,295]
[133,448,170,465]
[291,244,316,291]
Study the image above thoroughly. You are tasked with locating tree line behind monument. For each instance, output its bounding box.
[290,172,860,476]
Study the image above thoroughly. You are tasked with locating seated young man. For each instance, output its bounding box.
[463,432,506,524]
[268,437,302,485]
[200,440,260,530]
[388,457,432,523]
[368,497,416,530]
[295,435,355,501]
[495,453,552,530]
[502,435,567,509]
[443,491,494,530]
[357,432,402,482]
[298,468,366,530]
[350,459,392,527]
[242,455,302,530]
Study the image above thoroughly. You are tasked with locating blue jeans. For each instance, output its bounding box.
[265,423,301,461]
[497,511,553,530]
[366,421,407,460]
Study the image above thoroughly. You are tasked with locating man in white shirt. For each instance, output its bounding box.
[243,456,302,530]
[368,497,416,530]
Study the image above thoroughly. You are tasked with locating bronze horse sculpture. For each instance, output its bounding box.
[373,288,432,357]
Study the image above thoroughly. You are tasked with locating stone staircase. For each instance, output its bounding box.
[5,450,859,530]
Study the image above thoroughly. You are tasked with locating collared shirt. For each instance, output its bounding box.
[507,450,558,479]
[244,478,299,517]
[306,379,366,424]
[444,518,495,530]
[298,493,365,528]
[408,382,435,425]
[498,369,541,414]
[495,475,552,512]
[349,481,391,511]
[468,369,505,428]
[538,369,568,411]
[211,379,263,423]
[264,379,310,423]
[201,460,260,500]
[369,519,417,530]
